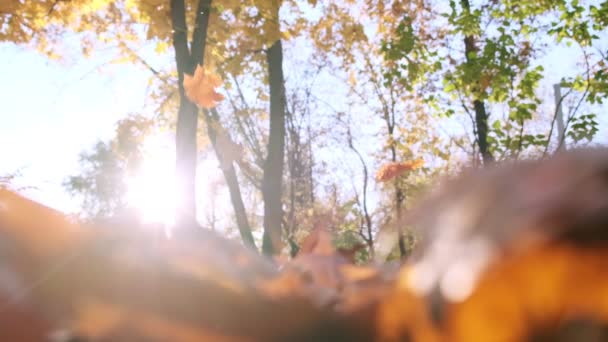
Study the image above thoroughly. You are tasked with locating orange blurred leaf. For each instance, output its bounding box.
[446,244,608,341]
[298,226,335,257]
[375,159,424,182]
[0,188,90,259]
[183,65,225,109]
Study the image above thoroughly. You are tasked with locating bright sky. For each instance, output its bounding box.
[0,24,606,219]
[0,43,150,212]
[0,42,234,231]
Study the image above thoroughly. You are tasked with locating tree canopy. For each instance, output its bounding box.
[1,0,608,339]
[1,0,606,286]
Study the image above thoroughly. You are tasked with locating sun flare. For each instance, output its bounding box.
[123,131,233,232]
[125,133,178,228]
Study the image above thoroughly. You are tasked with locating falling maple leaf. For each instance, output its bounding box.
[216,130,245,169]
[375,159,424,182]
[183,65,225,109]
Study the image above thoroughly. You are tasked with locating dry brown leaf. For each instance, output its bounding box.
[2,148,608,342]
[445,244,608,342]
[340,264,378,282]
[73,299,251,342]
[0,188,91,259]
[375,273,442,342]
[0,292,53,342]
[0,189,281,341]
[300,226,336,256]
[216,131,244,168]
[337,243,367,263]
[183,65,225,108]
[375,159,424,182]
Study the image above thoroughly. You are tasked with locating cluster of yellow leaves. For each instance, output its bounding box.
[183,65,225,109]
[308,2,368,66]
[128,0,171,40]
[1,0,139,58]
[375,159,424,182]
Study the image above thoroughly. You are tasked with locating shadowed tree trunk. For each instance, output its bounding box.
[379,88,407,259]
[345,127,375,258]
[390,136,407,259]
[461,0,494,166]
[170,0,212,227]
[204,108,257,249]
[285,95,315,257]
[262,39,287,256]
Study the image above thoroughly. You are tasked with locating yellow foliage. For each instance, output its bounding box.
[280,30,292,41]
[154,41,169,54]
[348,70,357,86]
[0,1,19,13]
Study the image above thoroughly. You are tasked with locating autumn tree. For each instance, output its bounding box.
[0,0,211,226]
[8,0,603,261]
[64,115,154,220]
[259,2,288,256]
[381,0,607,165]
[1,0,300,249]
[304,0,457,259]
[168,0,213,227]
[194,1,293,254]
[283,68,318,256]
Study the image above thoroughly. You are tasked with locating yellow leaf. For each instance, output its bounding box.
[348,70,357,86]
[155,41,169,54]
[280,30,292,40]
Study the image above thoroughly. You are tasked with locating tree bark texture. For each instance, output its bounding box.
[262,40,287,256]
[170,0,212,225]
[461,0,494,166]
[204,109,257,249]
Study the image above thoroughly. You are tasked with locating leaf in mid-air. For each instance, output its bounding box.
[375,159,424,182]
[183,65,225,109]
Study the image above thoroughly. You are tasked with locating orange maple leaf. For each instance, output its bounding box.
[375,159,424,182]
[446,245,608,341]
[183,65,225,109]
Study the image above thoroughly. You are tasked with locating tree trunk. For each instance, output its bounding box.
[174,97,199,225]
[204,109,257,249]
[473,98,493,165]
[390,144,407,258]
[461,0,494,166]
[346,127,375,258]
[261,39,287,256]
[170,0,212,226]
